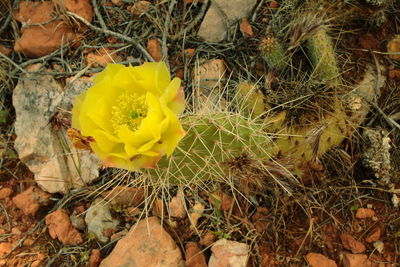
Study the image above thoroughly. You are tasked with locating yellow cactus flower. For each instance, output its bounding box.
[71,62,186,171]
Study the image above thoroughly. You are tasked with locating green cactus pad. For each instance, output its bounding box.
[145,112,274,184]
[306,28,340,87]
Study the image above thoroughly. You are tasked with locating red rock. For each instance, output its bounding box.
[342,253,373,267]
[152,198,164,216]
[176,68,184,80]
[45,209,83,245]
[111,0,123,6]
[209,239,249,267]
[23,239,34,247]
[13,0,93,58]
[31,260,41,267]
[185,242,207,267]
[130,1,151,15]
[199,231,216,247]
[0,243,12,256]
[0,188,13,199]
[12,186,50,216]
[356,208,375,219]
[110,230,128,242]
[240,18,254,37]
[388,70,400,80]
[269,1,279,8]
[63,0,93,22]
[305,253,337,267]
[251,207,269,234]
[365,227,382,243]
[147,38,163,61]
[89,249,101,267]
[184,48,196,58]
[341,233,366,254]
[169,189,186,218]
[99,217,183,267]
[86,48,118,67]
[36,253,45,261]
[102,186,144,207]
[387,36,400,60]
[0,45,12,56]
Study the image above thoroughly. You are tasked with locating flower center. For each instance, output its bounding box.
[111,92,147,134]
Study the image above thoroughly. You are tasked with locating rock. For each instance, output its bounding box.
[152,198,164,216]
[356,208,376,219]
[111,0,123,6]
[348,66,385,129]
[208,239,249,267]
[63,0,93,22]
[192,59,227,113]
[99,217,184,267]
[305,253,337,267]
[342,253,373,267]
[13,0,93,58]
[130,1,151,16]
[169,188,186,218]
[86,48,118,67]
[70,214,86,231]
[45,209,83,245]
[185,242,207,267]
[23,239,34,247]
[193,59,226,90]
[0,243,12,256]
[102,186,144,207]
[251,207,269,234]
[12,186,50,216]
[13,64,100,193]
[31,260,41,267]
[89,249,101,267]
[341,233,366,254]
[199,231,216,247]
[239,18,254,37]
[85,198,119,243]
[0,188,13,199]
[387,35,400,60]
[0,45,12,56]
[388,69,400,80]
[365,227,382,243]
[189,203,205,230]
[147,38,163,62]
[269,1,279,8]
[197,0,257,42]
[110,229,128,242]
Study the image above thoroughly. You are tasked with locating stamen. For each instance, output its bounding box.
[111,91,147,134]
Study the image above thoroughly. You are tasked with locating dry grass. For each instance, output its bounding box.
[0,0,399,266]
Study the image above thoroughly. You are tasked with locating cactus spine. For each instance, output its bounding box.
[260,37,287,72]
[306,28,340,87]
[145,112,273,184]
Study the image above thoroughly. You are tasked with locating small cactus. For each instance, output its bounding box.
[260,37,287,72]
[306,27,340,87]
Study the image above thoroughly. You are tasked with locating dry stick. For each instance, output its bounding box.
[162,0,177,69]
[66,11,155,62]
[169,0,209,40]
[0,13,12,36]
[0,51,29,75]
[91,0,108,31]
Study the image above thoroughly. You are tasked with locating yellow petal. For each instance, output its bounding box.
[71,92,86,129]
[161,78,185,115]
[133,62,170,96]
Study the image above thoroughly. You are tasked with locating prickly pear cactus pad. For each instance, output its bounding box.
[145,112,274,184]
